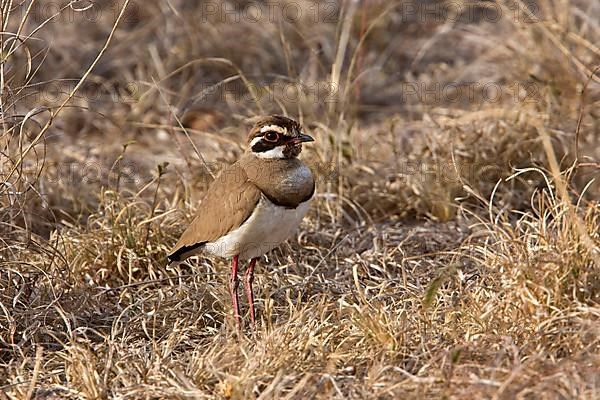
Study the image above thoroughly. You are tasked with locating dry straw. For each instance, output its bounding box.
[1,0,599,398]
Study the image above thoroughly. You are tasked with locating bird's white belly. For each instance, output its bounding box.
[205,196,311,260]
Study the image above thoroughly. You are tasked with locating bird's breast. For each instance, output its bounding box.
[205,196,312,259]
[245,159,315,208]
[275,164,314,200]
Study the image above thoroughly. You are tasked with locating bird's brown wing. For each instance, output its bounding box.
[168,161,261,262]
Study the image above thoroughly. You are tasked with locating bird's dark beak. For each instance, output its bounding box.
[289,133,314,145]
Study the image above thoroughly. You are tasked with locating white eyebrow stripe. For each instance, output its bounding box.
[250,136,263,147]
[260,125,287,135]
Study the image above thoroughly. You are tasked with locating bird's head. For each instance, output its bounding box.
[247,115,314,159]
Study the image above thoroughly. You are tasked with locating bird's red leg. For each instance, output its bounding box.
[243,257,258,327]
[229,255,241,330]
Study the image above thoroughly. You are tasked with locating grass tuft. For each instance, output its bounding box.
[1,0,600,398]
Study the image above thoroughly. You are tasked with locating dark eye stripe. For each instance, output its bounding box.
[251,139,278,153]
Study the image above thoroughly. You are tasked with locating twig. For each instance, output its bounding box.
[5,0,133,184]
[574,64,600,162]
[152,77,215,179]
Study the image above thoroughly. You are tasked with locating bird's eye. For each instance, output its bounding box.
[264,131,279,142]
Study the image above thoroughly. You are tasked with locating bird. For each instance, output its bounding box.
[167,115,315,329]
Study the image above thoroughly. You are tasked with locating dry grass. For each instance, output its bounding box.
[1,0,600,398]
